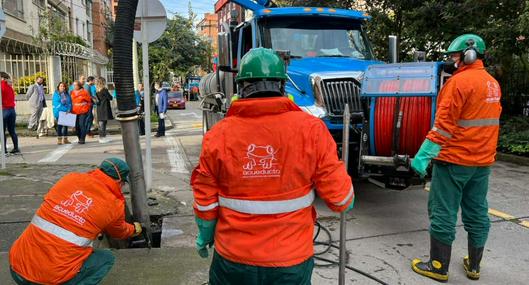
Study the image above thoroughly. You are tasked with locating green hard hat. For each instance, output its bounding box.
[99,158,130,182]
[446,34,486,55]
[236,48,287,82]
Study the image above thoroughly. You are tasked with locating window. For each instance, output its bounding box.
[33,0,46,8]
[87,21,92,43]
[4,0,24,19]
[261,17,373,60]
[82,23,86,39]
[86,0,92,17]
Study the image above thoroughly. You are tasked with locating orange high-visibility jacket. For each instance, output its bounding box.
[427,60,502,166]
[9,170,135,284]
[192,97,354,267]
[71,89,92,115]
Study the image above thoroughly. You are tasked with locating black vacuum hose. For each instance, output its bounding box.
[113,0,139,116]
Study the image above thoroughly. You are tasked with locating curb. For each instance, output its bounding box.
[496,152,529,166]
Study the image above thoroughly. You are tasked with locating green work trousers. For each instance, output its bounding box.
[209,251,314,285]
[10,249,115,285]
[429,161,491,248]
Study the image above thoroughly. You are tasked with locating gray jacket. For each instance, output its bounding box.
[26,84,46,108]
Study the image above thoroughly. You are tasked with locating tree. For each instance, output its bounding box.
[147,15,212,82]
[35,10,87,47]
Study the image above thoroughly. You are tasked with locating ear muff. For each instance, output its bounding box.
[463,39,478,65]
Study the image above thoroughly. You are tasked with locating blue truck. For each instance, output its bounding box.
[199,0,447,188]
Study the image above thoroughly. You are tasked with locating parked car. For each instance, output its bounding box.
[167,91,186,109]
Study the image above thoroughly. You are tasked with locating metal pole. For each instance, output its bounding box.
[339,104,351,285]
[141,0,152,191]
[0,81,5,169]
[389,35,398,63]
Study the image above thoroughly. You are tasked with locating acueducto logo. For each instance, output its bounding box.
[242,144,281,178]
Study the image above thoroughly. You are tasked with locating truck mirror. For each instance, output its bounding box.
[218,31,232,72]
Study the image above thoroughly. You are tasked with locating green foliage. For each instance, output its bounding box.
[14,72,47,94]
[35,10,87,47]
[276,0,529,69]
[147,15,212,82]
[499,116,529,156]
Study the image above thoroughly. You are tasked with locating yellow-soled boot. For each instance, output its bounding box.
[463,243,484,280]
[411,236,451,283]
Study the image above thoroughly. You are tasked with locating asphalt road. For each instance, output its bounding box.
[1,101,528,285]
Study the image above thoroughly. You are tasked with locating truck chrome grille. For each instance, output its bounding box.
[319,79,362,117]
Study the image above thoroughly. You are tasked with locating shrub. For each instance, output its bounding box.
[14,72,48,94]
[499,116,529,156]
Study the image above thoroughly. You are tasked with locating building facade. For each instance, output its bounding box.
[0,0,111,94]
[197,13,218,51]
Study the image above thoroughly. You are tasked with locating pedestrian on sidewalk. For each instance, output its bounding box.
[191,48,355,285]
[71,81,92,144]
[96,77,113,143]
[135,83,145,136]
[9,158,144,285]
[86,76,98,136]
[52,82,72,145]
[1,72,20,154]
[26,76,46,135]
[155,82,169,137]
[411,34,502,282]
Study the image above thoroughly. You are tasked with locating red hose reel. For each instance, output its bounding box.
[374,96,432,156]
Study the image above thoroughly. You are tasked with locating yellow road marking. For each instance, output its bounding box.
[519,221,529,229]
[192,123,202,128]
[488,208,516,220]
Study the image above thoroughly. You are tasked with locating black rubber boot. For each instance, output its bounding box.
[463,242,484,280]
[411,236,452,282]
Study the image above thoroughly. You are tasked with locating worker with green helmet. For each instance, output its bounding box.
[411,34,502,282]
[192,48,355,284]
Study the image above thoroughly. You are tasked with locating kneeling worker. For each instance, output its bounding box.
[9,158,143,284]
[192,48,355,284]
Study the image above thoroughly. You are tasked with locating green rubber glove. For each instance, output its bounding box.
[346,197,355,212]
[411,139,442,177]
[195,217,217,258]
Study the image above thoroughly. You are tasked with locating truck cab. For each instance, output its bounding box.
[202,6,379,127]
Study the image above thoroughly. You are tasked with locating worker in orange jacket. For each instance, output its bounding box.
[9,158,143,285]
[411,34,502,282]
[192,48,355,285]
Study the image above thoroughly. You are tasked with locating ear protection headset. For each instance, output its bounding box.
[462,38,478,65]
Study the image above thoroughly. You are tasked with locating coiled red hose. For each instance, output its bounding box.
[374,96,432,156]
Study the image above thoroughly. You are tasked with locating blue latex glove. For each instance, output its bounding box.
[346,197,355,212]
[195,217,217,258]
[411,139,442,177]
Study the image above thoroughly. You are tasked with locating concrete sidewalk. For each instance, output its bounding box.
[0,248,210,285]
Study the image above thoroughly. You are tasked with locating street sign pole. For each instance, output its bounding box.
[134,0,166,191]
[0,9,6,169]
[140,0,152,191]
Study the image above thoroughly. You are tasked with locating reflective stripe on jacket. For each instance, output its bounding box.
[192,97,353,267]
[9,170,135,284]
[426,60,502,166]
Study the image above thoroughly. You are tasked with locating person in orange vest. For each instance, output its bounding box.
[9,158,143,285]
[192,48,355,284]
[411,34,502,282]
[70,80,92,144]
